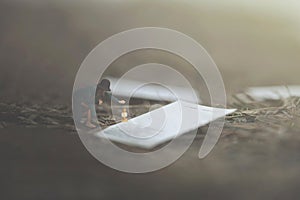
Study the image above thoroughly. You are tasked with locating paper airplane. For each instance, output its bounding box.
[95,101,235,149]
[245,85,300,101]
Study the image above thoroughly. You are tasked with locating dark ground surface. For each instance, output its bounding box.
[2,126,300,200]
[1,97,300,199]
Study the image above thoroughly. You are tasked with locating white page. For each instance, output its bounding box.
[246,85,300,101]
[107,77,202,104]
[95,101,236,149]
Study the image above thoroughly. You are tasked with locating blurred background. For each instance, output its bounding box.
[1,0,300,104]
[2,1,300,200]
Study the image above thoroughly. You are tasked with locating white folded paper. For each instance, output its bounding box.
[107,76,202,104]
[246,85,300,101]
[95,101,235,149]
